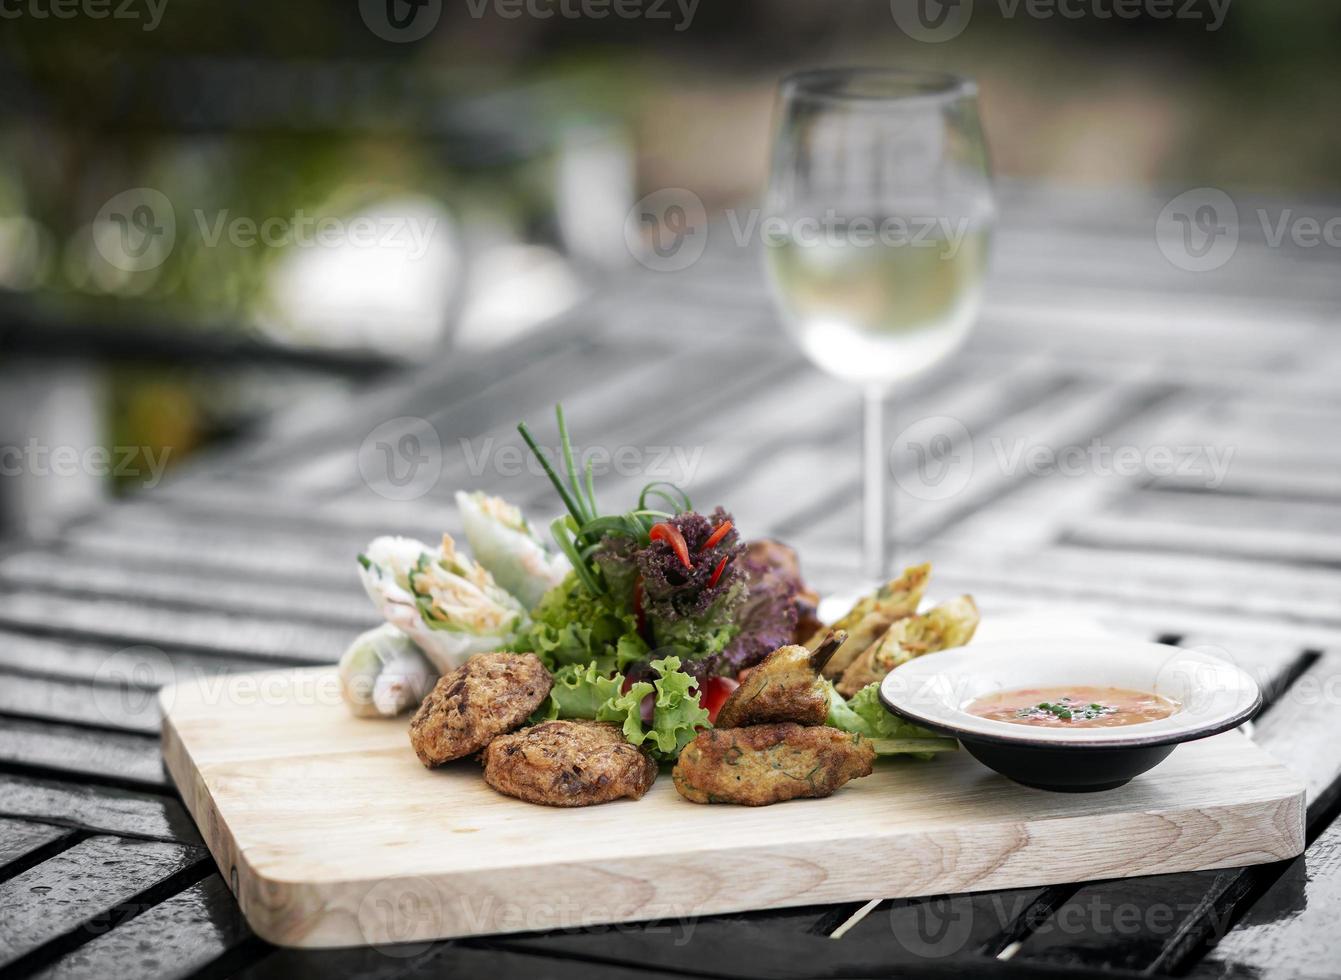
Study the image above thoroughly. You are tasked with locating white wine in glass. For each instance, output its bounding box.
[763,69,994,578]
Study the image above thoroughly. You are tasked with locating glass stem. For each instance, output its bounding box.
[862,384,890,581]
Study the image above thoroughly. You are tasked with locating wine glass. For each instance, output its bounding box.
[763,68,994,579]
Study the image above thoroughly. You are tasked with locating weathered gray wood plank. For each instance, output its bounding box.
[28,874,251,980]
[0,774,201,844]
[0,592,357,664]
[0,670,159,735]
[0,816,72,870]
[0,549,377,628]
[0,834,202,969]
[1190,818,1341,980]
[0,717,166,787]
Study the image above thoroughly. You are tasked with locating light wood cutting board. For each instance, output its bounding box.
[160,666,1305,949]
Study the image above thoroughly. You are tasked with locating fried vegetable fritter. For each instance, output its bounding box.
[672,723,875,806]
[836,595,980,698]
[808,563,929,679]
[714,630,845,729]
[482,720,657,807]
[409,651,551,767]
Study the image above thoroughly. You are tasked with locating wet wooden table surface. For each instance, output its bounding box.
[2,184,1340,979]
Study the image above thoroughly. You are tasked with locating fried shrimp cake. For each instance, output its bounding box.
[714,630,845,729]
[672,723,875,806]
[482,720,657,807]
[409,652,551,767]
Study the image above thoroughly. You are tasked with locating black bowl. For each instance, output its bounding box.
[879,638,1263,793]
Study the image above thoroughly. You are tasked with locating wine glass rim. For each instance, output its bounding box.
[780,68,977,105]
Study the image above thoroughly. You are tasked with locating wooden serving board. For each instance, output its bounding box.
[161,666,1305,949]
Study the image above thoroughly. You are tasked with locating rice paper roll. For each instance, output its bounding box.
[338,623,437,718]
[357,533,527,673]
[455,491,569,611]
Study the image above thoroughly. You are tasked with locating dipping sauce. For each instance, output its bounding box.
[965,686,1179,728]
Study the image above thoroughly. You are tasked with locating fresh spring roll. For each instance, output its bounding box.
[454,491,569,610]
[357,534,527,673]
[338,623,437,718]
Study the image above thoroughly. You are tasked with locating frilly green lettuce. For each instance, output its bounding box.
[600,656,710,761]
[529,656,709,762]
[825,681,958,758]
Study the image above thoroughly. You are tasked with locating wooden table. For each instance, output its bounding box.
[2,183,1339,979]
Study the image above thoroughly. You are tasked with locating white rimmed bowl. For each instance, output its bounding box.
[878,637,1262,792]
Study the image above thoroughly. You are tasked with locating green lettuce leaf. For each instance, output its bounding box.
[825,681,957,758]
[597,656,710,762]
[531,662,626,722]
[530,656,709,762]
[511,572,647,673]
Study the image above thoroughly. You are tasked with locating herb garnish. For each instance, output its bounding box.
[1016,696,1115,722]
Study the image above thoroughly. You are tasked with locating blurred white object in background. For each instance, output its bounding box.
[258,194,461,359]
[453,243,586,350]
[556,124,636,270]
[0,362,106,538]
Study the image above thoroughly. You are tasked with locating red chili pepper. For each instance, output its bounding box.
[707,555,730,588]
[700,519,733,552]
[649,522,691,568]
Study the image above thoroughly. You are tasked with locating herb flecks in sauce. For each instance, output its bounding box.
[967,686,1179,728]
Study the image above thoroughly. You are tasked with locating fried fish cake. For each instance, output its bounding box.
[672,723,875,806]
[482,720,657,807]
[714,630,845,729]
[409,652,551,768]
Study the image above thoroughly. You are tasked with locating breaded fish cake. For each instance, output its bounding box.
[482,720,657,807]
[409,652,551,767]
[714,630,845,729]
[672,723,875,806]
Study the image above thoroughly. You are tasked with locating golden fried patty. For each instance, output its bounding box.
[409,652,551,767]
[714,642,833,729]
[672,723,875,806]
[482,720,657,807]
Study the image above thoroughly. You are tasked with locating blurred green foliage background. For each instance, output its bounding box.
[0,0,1335,501]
